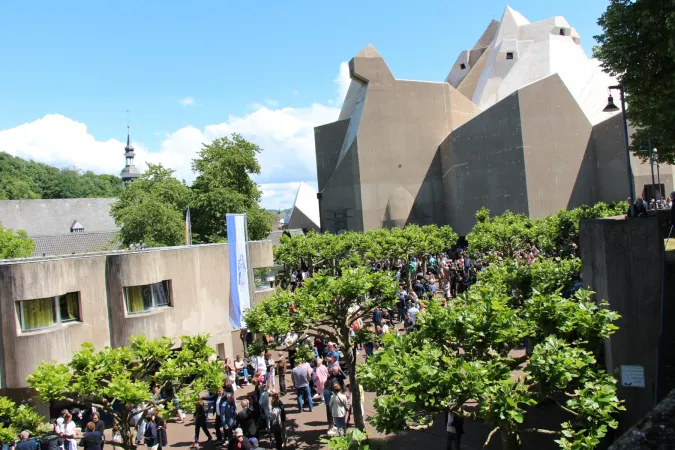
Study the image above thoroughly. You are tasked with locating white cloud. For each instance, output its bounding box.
[179,97,195,106]
[0,62,351,209]
[264,98,279,107]
[291,89,299,96]
[334,62,351,106]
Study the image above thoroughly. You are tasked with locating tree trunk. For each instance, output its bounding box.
[501,430,521,450]
[341,330,365,430]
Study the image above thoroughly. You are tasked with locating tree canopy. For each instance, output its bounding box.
[0,396,46,444]
[28,334,223,450]
[0,152,123,200]
[359,259,623,450]
[594,0,675,161]
[110,164,191,247]
[0,224,35,259]
[191,134,274,242]
[467,202,625,259]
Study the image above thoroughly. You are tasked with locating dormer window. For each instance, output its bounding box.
[70,221,84,233]
[559,28,565,36]
[506,52,514,60]
[460,63,466,70]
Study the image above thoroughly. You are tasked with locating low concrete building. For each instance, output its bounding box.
[0,240,274,395]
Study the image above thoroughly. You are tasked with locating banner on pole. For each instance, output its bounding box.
[227,214,251,329]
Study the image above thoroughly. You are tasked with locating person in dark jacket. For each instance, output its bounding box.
[91,413,105,450]
[14,432,37,450]
[190,400,211,448]
[142,417,157,450]
[227,428,252,450]
[221,394,237,445]
[149,410,167,450]
[235,400,258,440]
[79,423,103,450]
[39,427,62,450]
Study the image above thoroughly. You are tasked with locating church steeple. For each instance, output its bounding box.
[120,124,140,186]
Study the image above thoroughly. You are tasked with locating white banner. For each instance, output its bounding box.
[227,214,251,329]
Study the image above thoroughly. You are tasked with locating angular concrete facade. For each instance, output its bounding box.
[315,7,674,234]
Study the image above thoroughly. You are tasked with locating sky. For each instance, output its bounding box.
[0,0,609,210]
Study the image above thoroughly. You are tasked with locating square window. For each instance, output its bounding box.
[460,63,466,70]
[59,292,80,322]
[17,298,56,331]
[506,52,514,60]
[124,280,172,313]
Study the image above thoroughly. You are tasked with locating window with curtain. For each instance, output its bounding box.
[124,280,172,314]
[59,293,80,322]
[16,291,81,332]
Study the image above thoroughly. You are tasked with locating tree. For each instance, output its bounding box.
[191,134,273,242]
[28,334,222,450]
[0,152,123,200]
[467,209,536,259]
[0,225,35,259]
[594,0,675,162]
[245,267,397,430]
[359,259,623,450]
[0,396,46,445]
[111,164,191,247]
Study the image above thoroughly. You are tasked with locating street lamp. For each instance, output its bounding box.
[654,148,662,202]
[604,85,635,217]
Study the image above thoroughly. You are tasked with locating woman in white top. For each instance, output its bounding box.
[224,365,238,392]
[329,384,349,436]
[60,413,77,450]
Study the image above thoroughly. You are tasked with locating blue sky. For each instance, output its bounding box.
[0,0,609,209]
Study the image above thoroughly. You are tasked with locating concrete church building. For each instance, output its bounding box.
[315,7,674,235]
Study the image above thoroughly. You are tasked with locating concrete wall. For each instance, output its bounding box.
[580,216,664,432]
[439,91,528,236]
[0,241,273,389]
[0,256,110,389]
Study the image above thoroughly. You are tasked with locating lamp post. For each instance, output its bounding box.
[654,148,662,201]
[648,138,657,206]
[603,85,635,217]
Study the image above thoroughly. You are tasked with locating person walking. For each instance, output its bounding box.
[190,400,212,448]
[445,410,464,450]
[268,393,286,450]
[329,384,348,436]
[221,394,237,445]
[91,413,105,450]
[142,416,158,450]
[277,354,287,395]
[291,360,313,413]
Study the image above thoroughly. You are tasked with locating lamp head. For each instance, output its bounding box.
[603,94,619,112]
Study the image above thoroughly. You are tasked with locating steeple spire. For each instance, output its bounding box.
[120,117,140,186]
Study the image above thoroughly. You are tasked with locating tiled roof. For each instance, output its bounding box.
[266,228,304,246]
[31,231,120,257]
[0,198,119,236]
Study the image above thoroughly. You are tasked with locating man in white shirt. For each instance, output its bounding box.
[251,350,267,381]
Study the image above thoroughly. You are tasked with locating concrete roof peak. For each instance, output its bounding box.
[502,6,530,26]
[355,44,382,59]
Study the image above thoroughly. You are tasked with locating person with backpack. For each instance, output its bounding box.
[268,393,286,450]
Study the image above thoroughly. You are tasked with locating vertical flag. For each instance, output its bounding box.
[185,208,192,245]
[227,213,251,329]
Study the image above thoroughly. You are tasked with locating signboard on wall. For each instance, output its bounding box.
[620,365,645,388]
[227,213,251,329]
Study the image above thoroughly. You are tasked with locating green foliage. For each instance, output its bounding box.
[295,344,315,363]
[27,334,219,450]
[360,258,624,449]
[111,163,191,247]
[0,225,35,259]
[273,225,458,280]
[594,0,675,162]
[321,429,371,449]
[0,396,46,443]
[191,134,273,242]
[467,202,625,259]
[0,152,123,200]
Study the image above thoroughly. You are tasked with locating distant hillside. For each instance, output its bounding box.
[0,152,123,200]
[266,207,292,216]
